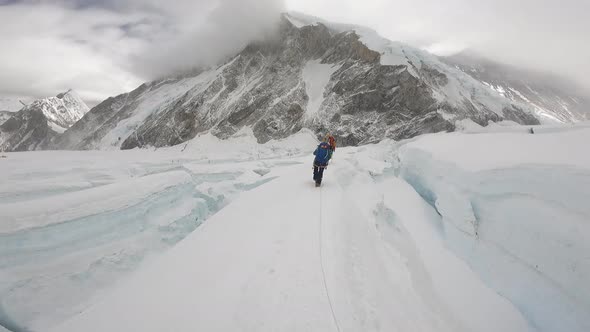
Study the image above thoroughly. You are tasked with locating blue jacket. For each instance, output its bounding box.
[313,142,332,166]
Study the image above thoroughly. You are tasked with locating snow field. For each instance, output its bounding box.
[2,125,589,332]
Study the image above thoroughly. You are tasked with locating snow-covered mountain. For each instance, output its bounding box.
[0,107,56,151]
[55,13,539,150]
[0,90,89,152]
[24,90,89,133]
[443,51,590,123]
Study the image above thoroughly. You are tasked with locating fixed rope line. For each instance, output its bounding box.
[318,186,342,332]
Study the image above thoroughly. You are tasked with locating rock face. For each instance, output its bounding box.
[0,91,89,152]
[57,14,540,150]
[443,51,590,123]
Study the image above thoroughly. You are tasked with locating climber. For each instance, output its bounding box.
[312,138,333,187]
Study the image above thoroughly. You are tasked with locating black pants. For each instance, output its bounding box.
[313,165,326,184]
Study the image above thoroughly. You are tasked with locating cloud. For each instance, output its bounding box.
[130,0,285,79]
[0,0,285,105]
[287,0,590,95]
[0,2,149,105]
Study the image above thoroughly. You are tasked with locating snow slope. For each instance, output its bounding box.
[302,60,340,118]
[97,75,216,149]
[2,125,589,332]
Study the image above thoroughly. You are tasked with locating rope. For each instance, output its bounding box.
[318,186,342,332]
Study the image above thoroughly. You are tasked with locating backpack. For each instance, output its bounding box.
[314,142,332,163]
[328,136,336,151]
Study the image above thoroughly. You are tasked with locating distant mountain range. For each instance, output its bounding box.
[443,51,590,123]
[2,13,588,152]
[0,90,89,151]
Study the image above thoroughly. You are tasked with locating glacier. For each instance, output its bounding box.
[0,124,589,332]
[396,127,590,332]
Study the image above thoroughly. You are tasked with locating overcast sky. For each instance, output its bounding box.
[0,0,588,106]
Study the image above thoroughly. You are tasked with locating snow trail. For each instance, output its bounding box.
[318,186,342,332]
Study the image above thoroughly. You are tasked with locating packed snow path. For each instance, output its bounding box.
[52,157,531,332]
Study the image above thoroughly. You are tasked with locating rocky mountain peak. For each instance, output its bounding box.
[0,107,55,152]
[0,90,90,151]
[23,90,89,133]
